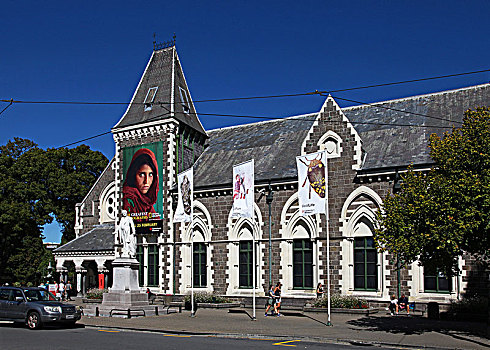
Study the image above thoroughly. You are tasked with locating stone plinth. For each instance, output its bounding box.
[89,257,156,317]
[110,257,141,292]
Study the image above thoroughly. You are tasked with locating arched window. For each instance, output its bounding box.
[317,131,342,158]
[340,186,386,298]
[292,221,314,289]
[280,193,320,294]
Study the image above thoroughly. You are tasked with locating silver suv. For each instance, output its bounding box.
[0,286,82,329]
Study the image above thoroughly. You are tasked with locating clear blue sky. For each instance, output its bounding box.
[1,1,489,242]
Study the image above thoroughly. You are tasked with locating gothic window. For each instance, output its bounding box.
[144,87,158,111]
[354,237,377,291]
[293,239,313,289]
[239,241,254,288]
[193,242,207,288]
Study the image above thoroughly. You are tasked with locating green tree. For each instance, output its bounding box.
[0,138,107,284]
[375,107,490,275]
[42,145,108,243]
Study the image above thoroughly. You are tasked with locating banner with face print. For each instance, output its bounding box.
[174,168,193,223]
[122,141,164,234]
[232,159,254,218]
[296,151,327,216]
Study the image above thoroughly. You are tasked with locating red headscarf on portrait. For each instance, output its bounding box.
[122,148,159,214]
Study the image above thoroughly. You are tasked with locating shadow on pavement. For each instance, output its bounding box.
[347,315,489,346]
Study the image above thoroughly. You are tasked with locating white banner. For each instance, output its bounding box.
[173,168,193,223]
[232,159,254,218]
[296,151,327,216]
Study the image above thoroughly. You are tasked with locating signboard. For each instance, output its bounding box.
[296,151,327,216]
[232,160,254,218]
[122,142,163,234]
[174,168,193,223]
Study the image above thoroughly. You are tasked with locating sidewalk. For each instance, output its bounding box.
[77,304,490,349]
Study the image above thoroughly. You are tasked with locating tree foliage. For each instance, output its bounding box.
[375,107,490,275]
[0,138,107,284]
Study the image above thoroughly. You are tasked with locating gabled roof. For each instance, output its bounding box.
[112,46,206,136]
[54,224,114,253]
[344,83,490,170]
[193,84,490,188]
[193,115,316,188]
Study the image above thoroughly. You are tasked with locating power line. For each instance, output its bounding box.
[330,95,462,125]
[193,111,457,129]
[2,68,489,106]
[60,131,112,148]
[58,108,457,149]
[57,111,171,148]
[0,99,13,116]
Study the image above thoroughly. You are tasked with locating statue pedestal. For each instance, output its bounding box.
[110,257,141,292]
[90,257,157,317]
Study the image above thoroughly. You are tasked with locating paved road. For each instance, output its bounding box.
[0,323,399,350]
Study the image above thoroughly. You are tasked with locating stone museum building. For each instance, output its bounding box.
[53,41,490,307]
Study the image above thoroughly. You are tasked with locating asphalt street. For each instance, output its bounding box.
[0,323,398,350]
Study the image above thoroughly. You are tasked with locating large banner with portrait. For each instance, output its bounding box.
[296,151,327,216]
[122,142,164,234]
[173,168,193,223]
[232,159,254,218]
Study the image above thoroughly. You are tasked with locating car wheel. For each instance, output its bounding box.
[26,311,43,330]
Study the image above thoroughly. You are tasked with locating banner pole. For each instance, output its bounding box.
[252,162,256,321]
[191,227,195,317]
[325,156,332,326]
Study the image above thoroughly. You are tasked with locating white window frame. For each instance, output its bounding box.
[144,87,158,111]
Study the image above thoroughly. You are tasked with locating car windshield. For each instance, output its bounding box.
[23,289,57,301]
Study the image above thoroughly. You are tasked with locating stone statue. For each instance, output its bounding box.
[115,210,137,258]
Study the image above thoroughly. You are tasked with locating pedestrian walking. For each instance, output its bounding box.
[273,282,282,316]
[65,281,73,300]
[59,281,65,301]
[316,282,324,298]
[264,284,275,316]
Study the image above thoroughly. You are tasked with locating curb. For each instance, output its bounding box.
[81,323,469,350]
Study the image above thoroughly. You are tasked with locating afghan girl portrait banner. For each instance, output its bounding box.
[122,142,164,234]
[296,151,327,216]
[174,167,193,223]
[232,159,254,218]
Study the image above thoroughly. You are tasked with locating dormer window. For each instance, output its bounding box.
[179,86,190,114]
[144,87,158,111]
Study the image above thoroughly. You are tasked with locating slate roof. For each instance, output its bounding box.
[193,84,490,188]
[193,115,316,188]
[53,224,114,253]
[113,46,206,135]
[344,83,490,170]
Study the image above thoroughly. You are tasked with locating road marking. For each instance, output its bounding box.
[98,330,120,333]
[164,334,191,338]
[273,340,301,347]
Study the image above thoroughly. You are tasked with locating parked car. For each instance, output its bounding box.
[0,286,82,329]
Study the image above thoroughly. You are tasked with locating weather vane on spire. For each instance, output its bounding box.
[153,33,176,51]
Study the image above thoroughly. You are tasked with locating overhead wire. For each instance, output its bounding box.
[0,99,13,116]
[57,111,172,148]
[3,67,485,147]
[1,68,489,106]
